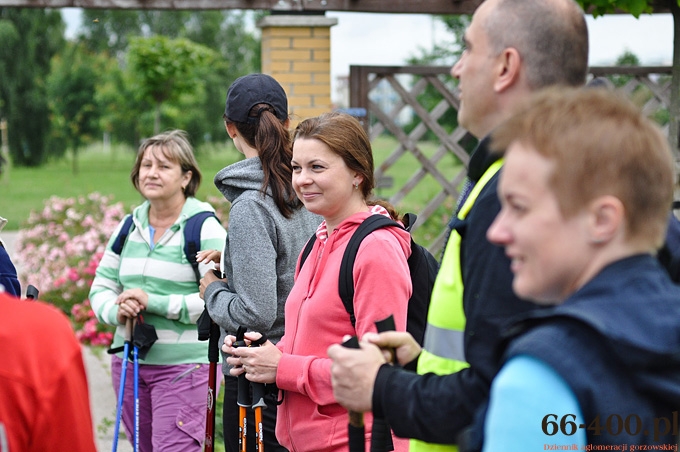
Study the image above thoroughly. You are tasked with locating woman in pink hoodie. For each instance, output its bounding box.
[224,112,412,452]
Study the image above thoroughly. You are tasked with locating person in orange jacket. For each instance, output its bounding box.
[0,291,97,452]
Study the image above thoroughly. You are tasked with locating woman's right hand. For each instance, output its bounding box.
[224,332,279,383]
[199,270,227,299]
[115,296,143,324]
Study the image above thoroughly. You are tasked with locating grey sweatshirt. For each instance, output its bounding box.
[204,157,321,375]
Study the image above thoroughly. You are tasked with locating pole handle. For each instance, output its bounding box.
[25,285,39,300]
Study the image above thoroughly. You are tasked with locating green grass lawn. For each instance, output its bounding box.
[0,136,463,248]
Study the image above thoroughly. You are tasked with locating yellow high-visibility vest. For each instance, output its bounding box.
[410,159,503,452]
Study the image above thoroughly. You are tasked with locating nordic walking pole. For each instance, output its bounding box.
[252,381,266,452]
[132,318,140,452]
[250,334,269,452]
[234,326,249,452]
[341,335,365,452]
[112,318,133,452]
[204,317,221,452]
[197,276,219,452]
[371,315,397,452]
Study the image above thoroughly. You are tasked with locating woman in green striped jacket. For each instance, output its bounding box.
[89,130,227,452]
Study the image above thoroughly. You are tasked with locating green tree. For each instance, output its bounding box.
[94,55,141,146]
[0,8,64,167]
[184,10,262,144]
[75,10,261,145]
[47,42,102,174]
[138,9,190,36]
[577,0,680,156]
[79,10,144,57]
[0,17,19,114]
[406,15,469,66]
[127,35,217,135]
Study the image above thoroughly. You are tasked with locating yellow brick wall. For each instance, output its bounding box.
[258,16,338,127]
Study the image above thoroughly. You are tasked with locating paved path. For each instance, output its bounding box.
[3,231,133,452]
[84,346,134,452]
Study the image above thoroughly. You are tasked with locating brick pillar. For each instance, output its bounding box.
[258,14,338,127]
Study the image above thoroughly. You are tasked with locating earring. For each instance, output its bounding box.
[353,182,359,190]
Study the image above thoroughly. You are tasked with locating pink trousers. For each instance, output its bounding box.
[111,355,221,452]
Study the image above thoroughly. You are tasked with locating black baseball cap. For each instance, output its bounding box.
[224,73,288,124]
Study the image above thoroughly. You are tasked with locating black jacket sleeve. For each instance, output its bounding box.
[372,363,490,443]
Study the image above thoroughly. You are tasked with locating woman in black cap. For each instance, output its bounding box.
[199,73,320,452]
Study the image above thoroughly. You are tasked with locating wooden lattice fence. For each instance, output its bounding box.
[349,65,673,254]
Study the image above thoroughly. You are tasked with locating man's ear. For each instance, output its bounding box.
[588,195,625,244]
[494,47,522,93]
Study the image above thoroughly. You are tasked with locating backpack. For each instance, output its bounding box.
[111,211,217,281]
[299,213,438,345]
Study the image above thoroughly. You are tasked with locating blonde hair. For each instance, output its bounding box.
[131,130,201,197]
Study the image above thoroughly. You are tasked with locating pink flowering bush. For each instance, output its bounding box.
[71,299,115,346]
[15,193,127,346]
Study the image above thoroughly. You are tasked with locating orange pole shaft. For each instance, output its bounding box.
[239,406,247,452]
[255,406,264,452]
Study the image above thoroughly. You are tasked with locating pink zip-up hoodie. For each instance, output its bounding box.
[275,210,412,452]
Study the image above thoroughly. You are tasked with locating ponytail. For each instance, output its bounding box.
[256,110,300,218]
[233,105,301,218]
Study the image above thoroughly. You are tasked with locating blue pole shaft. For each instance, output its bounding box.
[133,345,139,452]
[112,342,129,452]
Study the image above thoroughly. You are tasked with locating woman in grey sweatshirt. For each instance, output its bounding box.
[199,74,320,452]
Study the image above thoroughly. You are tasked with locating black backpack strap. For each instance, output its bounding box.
[339,214,403,328]
[111,215,134,255]
[298,233,317,273]
[183,211,218,282]
[188,211,219,342]
[401,212,417,232]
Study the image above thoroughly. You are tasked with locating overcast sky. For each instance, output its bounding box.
[62,8,673,101]
[326,12,673,71]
